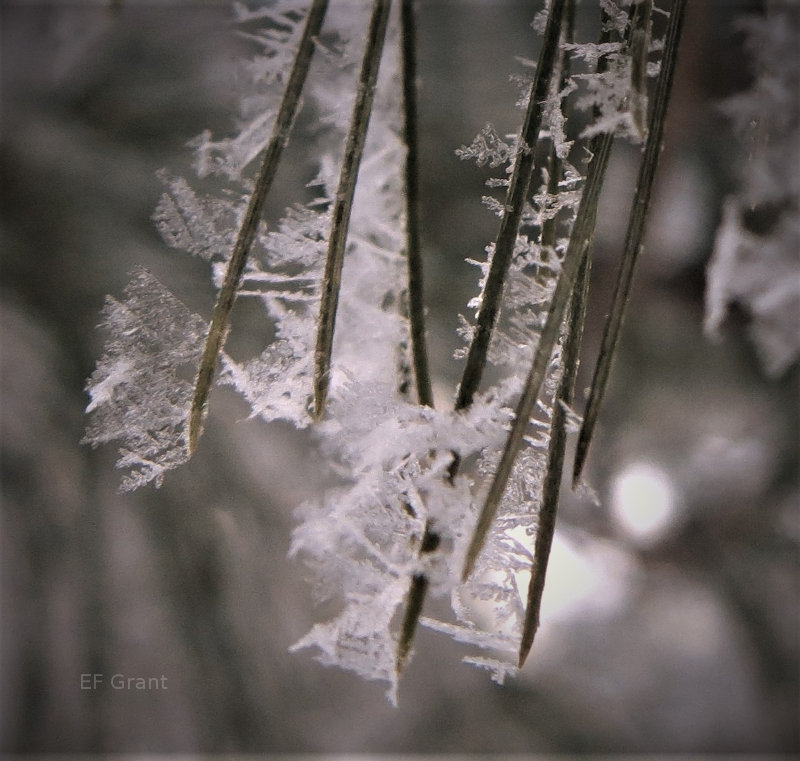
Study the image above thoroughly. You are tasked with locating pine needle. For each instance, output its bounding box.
[518,250,589,667]
[401,0,433,408]
[312,0,392,421]
[462,126,615,582]
[395,0,436,673]
[629,0,654,141]
[572,0,688,487]
[518,0,580,667]
[454,0,567,412]
[187,0,329,453]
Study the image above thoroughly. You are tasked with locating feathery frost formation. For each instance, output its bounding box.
[85,0,677,700]
[83,268,207,491]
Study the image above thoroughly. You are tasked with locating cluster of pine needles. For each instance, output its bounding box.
[147,0,687,673]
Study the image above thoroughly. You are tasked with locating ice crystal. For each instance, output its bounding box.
[83,268,207,490]
[456,123,517,169]
[153,172,241,261]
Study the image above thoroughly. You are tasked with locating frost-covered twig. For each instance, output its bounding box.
[84,0,692,697]
[313,0,392,420]
[187,0,328,453]
[573,0,687,487]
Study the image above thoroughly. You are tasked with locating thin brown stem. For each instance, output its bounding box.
[401,0,433,408]
[312,0,393,421]
[572,0,688,487]
[187,0,329,453]
[454,0,566,412]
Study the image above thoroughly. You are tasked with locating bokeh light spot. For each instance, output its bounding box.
[611,461,679,546]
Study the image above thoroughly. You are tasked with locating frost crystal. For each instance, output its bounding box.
[83,268,207,490]
[706,202,800,377]
[456,124,516,169]
[153,172,241,261]
[461,656,519,685]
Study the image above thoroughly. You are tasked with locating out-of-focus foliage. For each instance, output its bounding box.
[705,4,800,376]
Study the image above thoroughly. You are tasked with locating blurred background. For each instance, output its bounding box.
[1,0,797,754]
